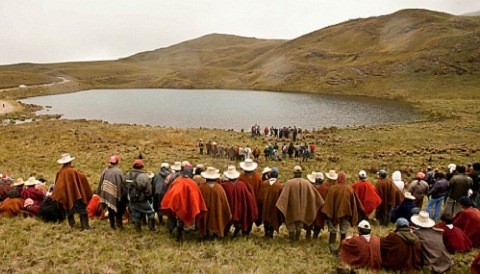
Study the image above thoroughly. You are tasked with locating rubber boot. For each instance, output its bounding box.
[108,214,116,229]
[67,215,76,228]
[288,231,296,241]
[134,221,142,232]
[328,232,338,254]
[80,214,91,231]
[176,226,184,241]
[338,233,346,254]
[313,230,320,240]
[148,218,156,232]
[295,229,301,241]
[116,217,124,230]
[232,227,240,238]
[305,229,312,240]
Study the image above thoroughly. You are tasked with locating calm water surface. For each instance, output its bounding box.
[21,89,418,130]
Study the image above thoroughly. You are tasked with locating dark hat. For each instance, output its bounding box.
[459,196,473,207]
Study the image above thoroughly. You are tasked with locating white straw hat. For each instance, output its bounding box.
[307,172,324,183]
[201,167,221,180]
[325,170,338,180]
[171,161,182,171]
[13,178,25,187]
[404,191,416,200]
[262,167,272,174]
[25,176,41,186]
[57,153,75,164]
[224,166,241,179]
[411,211,435,228]
[239,158,258,172]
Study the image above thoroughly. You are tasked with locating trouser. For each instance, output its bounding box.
[130,200,155,223]
[426,196,444,221]
[327,218,350,234]
[444,197,462,216]
[66,200,87,216]
[376,206,393,226]
[287,221,304,232]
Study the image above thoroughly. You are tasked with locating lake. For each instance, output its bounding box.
[20,89,419,130]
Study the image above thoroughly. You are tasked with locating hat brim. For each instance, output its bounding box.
[307,174,316,183]
[13,182,25,187]
[24,181,39,186]
[171,165,181,171]
[325,174,338,180]
[405,194,416,200]
[239,162,258,171]
[57,157,75,164]
[201,171,221,180]
[224,171,240,180]
[410,215,435,228]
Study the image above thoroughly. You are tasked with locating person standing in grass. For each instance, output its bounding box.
[375,169,404,226]
[51,153,93,230]
[426,171,449,221]
[351,170,382,218]
[126,159,155,232]
[322,171,364,253]
[197,167,231,240]
[445,165,473,216]
[221,166,258,237]
[408,172,429,209]
[276,166,324,241]
[257,167,283,239]
[453,196,480,247]
[238,158,262,232]
[96,155,126,230]
[305,171,328,240]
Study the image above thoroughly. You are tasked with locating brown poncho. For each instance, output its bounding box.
[276,178,324,226]
[340,235,382,270]
[197,182,232,237]
[321,184,364,226]
[380,228,423,271]
[375,178,404,218]
[414,227,453,273]
[51,166,93,210]
[257,179,283,231]
[0,197,25,217]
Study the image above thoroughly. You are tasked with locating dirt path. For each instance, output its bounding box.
[0,76,71,92]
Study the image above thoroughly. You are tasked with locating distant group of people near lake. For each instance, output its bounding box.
[250,124,303,142]
[199,140,316,162]
[1,153,480,273]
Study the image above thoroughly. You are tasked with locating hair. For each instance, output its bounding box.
[194,168,203,176]
[441,213,453,224]
[473,162,480,171]
[456,165,466,173]
[434,172,445,180]
[358,227,371,235]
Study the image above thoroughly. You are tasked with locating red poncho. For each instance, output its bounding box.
[453,207,480,247]
[340,235,382,270]
[472,252,480,274]
[51,166,93,210]
[221,180,258,231]
[86,194,104,219]
[311,183,329,228]
[436,223,473,253]
[161,177,207,227]
[351,180,382,216]
[21,187,45,206]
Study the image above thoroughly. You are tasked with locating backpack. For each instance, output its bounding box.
[126,171,143,202]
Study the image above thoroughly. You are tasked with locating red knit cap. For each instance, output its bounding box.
[133,159,144,168]
[109,155,120,164]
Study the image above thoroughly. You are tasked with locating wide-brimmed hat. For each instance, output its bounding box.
[307,172,324,183]
[262,167,271,174]
[357,220,371,230]
[411,211,435,228]
[13,178,25,187]
[325,170,338,180]
[239,159,258,172]
[224,165,240,179]
[57,153,75,164]
[171,161,182,171]
[201,167,221,180]
[404,191,416,200]
[25,176,41,186]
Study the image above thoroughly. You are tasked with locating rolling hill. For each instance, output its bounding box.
[1,9,479,99]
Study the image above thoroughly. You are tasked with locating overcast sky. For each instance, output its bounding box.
[1,0,478,65]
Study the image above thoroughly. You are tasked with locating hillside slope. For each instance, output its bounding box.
[1,9,479,99]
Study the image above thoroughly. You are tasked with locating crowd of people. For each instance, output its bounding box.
[1,153,480,272]
[250,124,303,142]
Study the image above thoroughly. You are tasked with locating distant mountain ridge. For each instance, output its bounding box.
[1,8,479,96]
